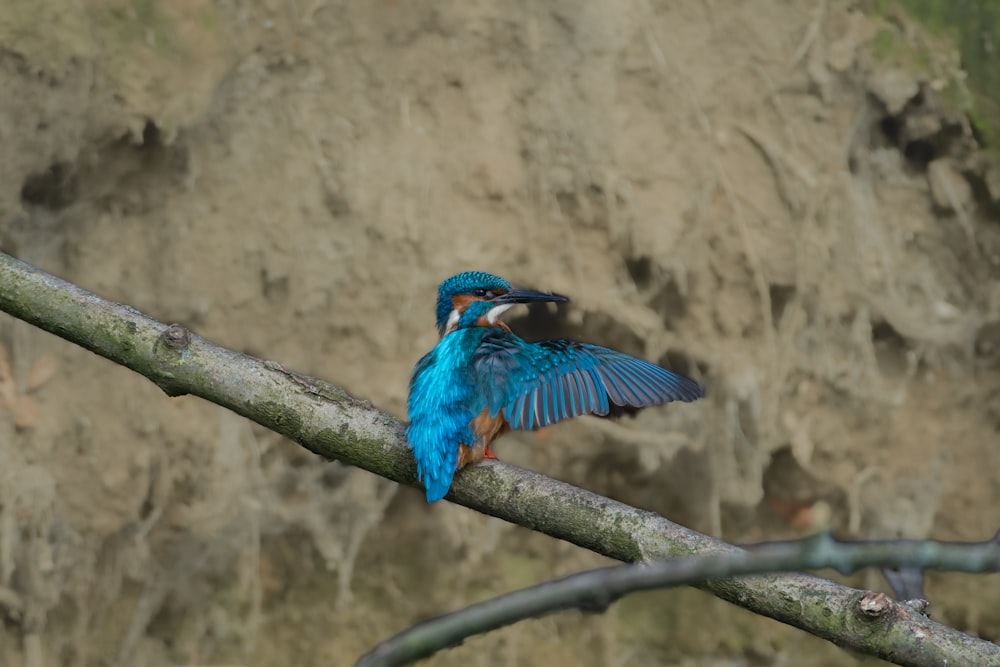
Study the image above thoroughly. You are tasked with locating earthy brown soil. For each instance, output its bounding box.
[2,2,1000,666]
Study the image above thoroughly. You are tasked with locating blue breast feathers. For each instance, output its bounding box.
[407,329,489,502]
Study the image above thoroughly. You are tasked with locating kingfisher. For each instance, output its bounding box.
[406,271,704,503]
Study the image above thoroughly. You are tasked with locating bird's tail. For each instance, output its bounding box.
[407,421,460,503]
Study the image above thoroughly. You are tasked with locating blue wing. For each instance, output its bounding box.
[473,332,704,431]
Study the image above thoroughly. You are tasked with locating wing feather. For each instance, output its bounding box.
[474,331,704,431]
[509,393,524,428]
[541,380,552,426]
[581,368,608,415]
[563,371,580,418]
[597,365,631,405]
[550,375,562,422]
[616,363,659,403]
[530,390,540,430]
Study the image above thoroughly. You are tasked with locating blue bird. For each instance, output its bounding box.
[406,271,704,503]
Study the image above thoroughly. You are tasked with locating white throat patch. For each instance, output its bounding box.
[486,303,514,324]
[445,308,461,333]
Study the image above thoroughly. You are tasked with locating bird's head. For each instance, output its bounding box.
[435,271,568,336]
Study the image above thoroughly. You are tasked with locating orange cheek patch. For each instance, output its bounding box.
[451,294,478,312]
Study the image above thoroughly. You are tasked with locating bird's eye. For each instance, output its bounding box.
[473,288,489,298]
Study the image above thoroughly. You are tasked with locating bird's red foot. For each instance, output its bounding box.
[483,447,499,460]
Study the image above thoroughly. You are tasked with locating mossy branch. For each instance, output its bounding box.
[1,250,997,666]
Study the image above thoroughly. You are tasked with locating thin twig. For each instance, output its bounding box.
[357,532,1000,667]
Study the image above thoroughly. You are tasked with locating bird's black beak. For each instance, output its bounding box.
[494,288,569,305]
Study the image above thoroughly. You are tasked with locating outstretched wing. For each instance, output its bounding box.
[473,332,704,431]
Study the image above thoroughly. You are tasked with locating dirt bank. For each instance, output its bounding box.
[1,2,999,665]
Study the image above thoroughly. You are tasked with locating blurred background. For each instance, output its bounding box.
[2,1,1000,665]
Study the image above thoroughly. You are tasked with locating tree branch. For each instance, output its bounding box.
[357,532,1000,666]
[1,250,997,666]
